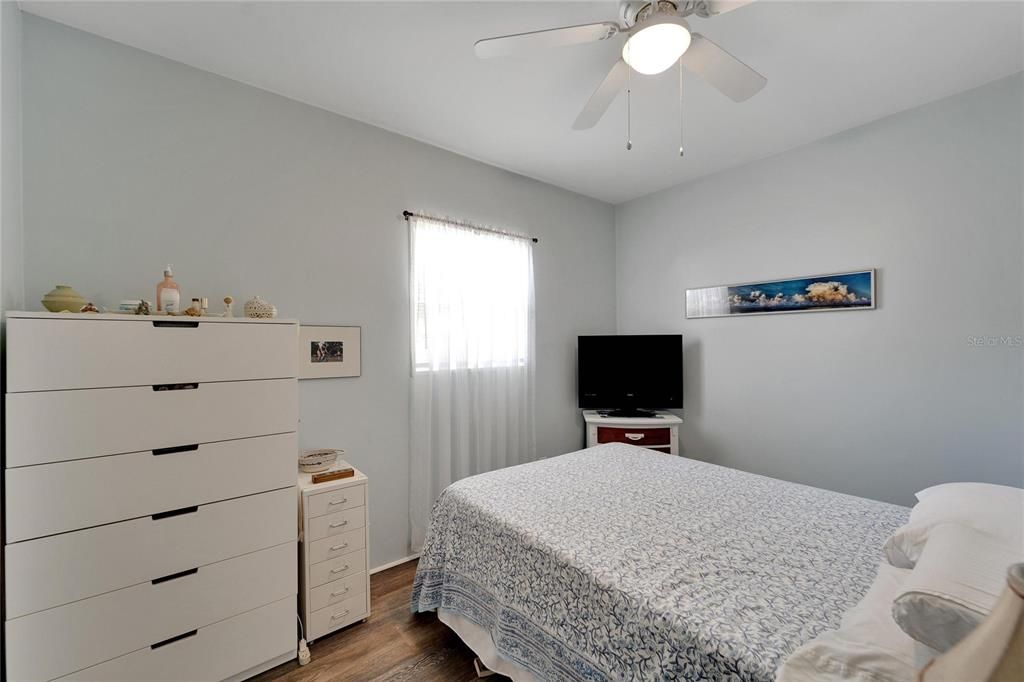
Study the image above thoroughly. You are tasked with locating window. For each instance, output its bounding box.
[410,215,533,372]
[408,213,537,549]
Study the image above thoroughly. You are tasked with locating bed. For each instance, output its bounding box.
[411,443,910,681]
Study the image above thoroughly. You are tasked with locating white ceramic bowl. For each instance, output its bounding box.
[299,448,342,473]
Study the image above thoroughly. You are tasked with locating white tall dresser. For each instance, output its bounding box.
[4,311,300,681]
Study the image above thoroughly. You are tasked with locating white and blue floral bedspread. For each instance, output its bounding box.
[411,444,909,681]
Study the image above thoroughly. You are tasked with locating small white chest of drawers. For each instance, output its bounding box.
[4,311,300,681]
[583,409,683,455]
[298,464,370,642]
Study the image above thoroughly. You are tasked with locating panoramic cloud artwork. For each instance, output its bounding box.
[686,270,875,318]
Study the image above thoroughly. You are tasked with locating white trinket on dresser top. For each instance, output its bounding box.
[3,311,300,682]
[583,409,683,455]
[298,462,371,642]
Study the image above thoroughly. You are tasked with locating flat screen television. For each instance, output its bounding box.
[577,335,683,417]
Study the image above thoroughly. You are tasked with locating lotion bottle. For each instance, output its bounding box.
[156,266,181,313]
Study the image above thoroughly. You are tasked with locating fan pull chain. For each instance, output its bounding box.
[678,57,685,157]
[625,46,633,151]
[626,84,633,151]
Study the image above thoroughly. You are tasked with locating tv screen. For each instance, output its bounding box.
[577,335,683,413]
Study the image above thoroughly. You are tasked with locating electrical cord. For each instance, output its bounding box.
[297,614,311,666]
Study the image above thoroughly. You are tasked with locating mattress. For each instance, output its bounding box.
[411,443,910,681]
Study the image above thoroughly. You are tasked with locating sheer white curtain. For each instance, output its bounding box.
[409,214,536,551]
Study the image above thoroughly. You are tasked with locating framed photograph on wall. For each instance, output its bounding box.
[298,325,362,379]
[686,269,875,319]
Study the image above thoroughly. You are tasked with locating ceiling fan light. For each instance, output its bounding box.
[622,17,691,75]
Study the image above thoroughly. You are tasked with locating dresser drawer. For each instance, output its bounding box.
[6,488,295,619]
[306,484,365,519]
[5,541,296,682]
[57,596,294,681]
[6,432,296,542]
[307,527,366,565]
[308,592,368,639]
[308,549,366,588]
[307,572,367,612]
[6,316,297,393]
[306,506,366,543]
[596,426,671,446]
[6,378,297,468]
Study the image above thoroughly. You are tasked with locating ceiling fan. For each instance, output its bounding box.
[475,1,766,133]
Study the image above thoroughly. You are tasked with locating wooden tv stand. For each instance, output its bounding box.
[583,410,682,455]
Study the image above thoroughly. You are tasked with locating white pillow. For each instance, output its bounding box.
[776,562,938,682]
[884,482,1023,568]
[891,522,1022,652]
[915,481,1023,503]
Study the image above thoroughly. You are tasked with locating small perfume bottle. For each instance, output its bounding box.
[156,265,181,313]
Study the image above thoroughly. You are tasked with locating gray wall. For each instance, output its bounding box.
[1,2,23,318]
[17,12,1023,550]
[21,15,617,568]
[616,73,1024,506]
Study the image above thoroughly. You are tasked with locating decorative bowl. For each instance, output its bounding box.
[244,295,277,319]
[299,448,342,473]
[42,285,87,313]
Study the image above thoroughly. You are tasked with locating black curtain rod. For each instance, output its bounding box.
[403,210,539,244]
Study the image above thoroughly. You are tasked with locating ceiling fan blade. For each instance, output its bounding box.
[682,33,766,102]
[698,1,757,17]
[572,60,629,130]
[475,22,620,59]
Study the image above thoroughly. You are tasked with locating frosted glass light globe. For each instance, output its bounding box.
[622,17,692,75]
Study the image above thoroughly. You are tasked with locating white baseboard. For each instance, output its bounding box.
[370,553,420,575]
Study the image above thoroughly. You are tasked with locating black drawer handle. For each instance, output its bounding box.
[152,383,199,392]
[152,320,199,328]
[152,505,198,520]
[152,444,199,456]
[152,567,198,585]
[151,629,198,649]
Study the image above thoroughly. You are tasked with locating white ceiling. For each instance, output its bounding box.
[20,1,1024,204]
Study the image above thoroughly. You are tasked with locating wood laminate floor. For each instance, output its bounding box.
[253,560,510,682]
